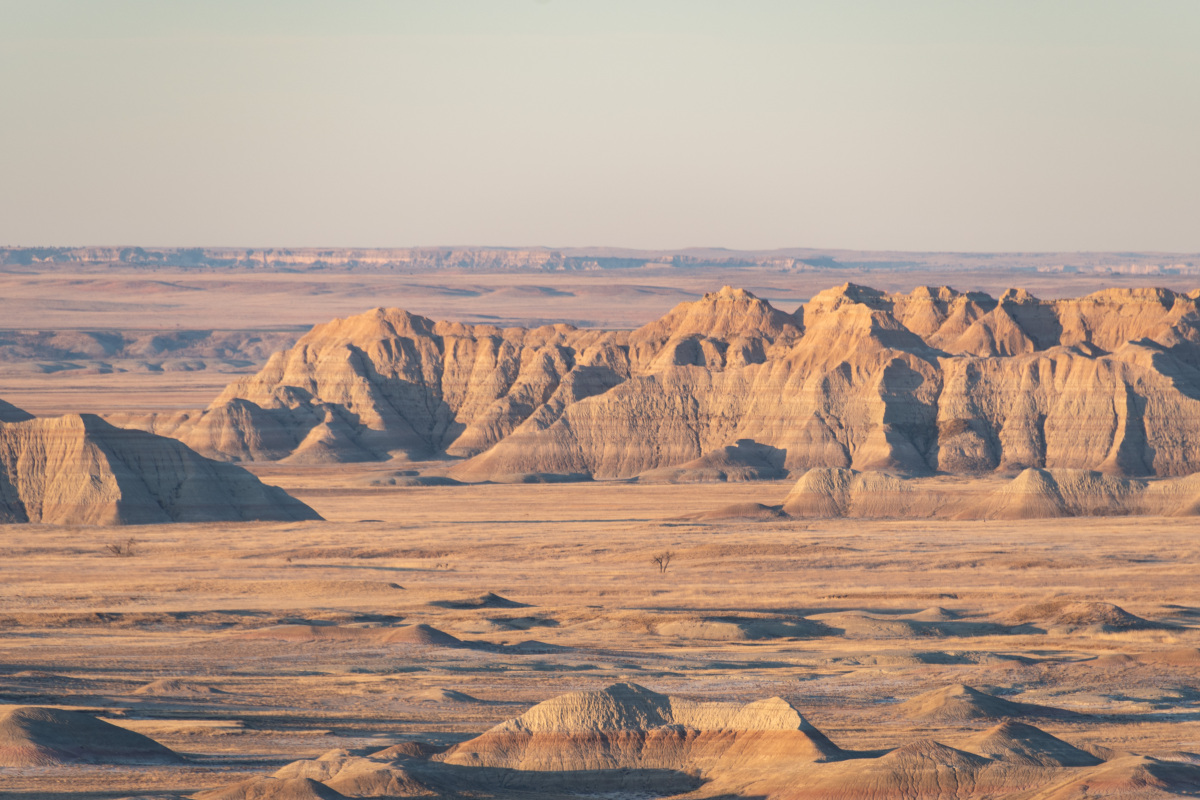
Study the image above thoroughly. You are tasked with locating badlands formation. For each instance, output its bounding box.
[125,285,1200,489]
[4,279,1200,799]
[0,401,319,524]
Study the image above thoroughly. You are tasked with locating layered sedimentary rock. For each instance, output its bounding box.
[131,284,1200,480]
[437,682,840,772]
[194,683,1200,799]
[774,467,1200,520]
[0,405,319,524]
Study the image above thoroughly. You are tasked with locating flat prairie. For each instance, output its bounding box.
[2,470,1198,797]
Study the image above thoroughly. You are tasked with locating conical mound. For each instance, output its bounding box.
[978,468,1068,519]
[0,705,181,766]
[897,684,1075,723]
[133,678,221,696]
[878,739,992,770]
[430,592,527,609]
[193,776,347,800]
[379,624,463,647]
[1001,598,1158,631]
[782,468,917,518]
[412,688,478,704]
[966,720,1101,767]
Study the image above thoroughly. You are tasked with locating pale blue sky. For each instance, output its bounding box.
[2,1,1198,251]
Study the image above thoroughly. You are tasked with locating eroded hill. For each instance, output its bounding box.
[119,284,1200,480]
[0,403,320,524]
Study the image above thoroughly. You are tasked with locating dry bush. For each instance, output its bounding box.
[651,551,675,574]
[104,538,137,557]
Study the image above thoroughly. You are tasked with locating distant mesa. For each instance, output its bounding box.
[897,683,1081,723]
[0,705,181,766]
[0,402,320,525]
[108,284,1200,487]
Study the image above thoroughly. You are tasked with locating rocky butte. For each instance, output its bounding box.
[117,284,1200,482]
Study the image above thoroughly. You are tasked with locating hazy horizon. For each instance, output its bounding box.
[3,1,1198,252]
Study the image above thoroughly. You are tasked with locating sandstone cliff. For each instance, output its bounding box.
[132,284,1200,480]
[0,404,320,524]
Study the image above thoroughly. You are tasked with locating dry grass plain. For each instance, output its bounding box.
[2,470,1199,798]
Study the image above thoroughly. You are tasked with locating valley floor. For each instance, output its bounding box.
[2,473,1198,797]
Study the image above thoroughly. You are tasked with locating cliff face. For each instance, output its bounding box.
[0,410,320,524]
[138,284,1200,479]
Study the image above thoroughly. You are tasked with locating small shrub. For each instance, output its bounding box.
[104,538,137,557]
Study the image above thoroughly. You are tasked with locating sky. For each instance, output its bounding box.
[2,1,1198,252]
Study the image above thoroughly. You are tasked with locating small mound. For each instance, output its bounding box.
[781,468,920,518]
[978,468,1069,519]
[966,720,1102,767]
[897,684,1077,723]
[878,739,991,770]
[324,764,432,797]
[0,706,181,766]
[974,468,1143,519]
[905,606,959,622]
[693,502,787,521]
[133,678,222,696]
[1140,647,1200,666]
[366,474,462,487]
[194,776,346,800]
[1001,599,1159,631]
[507,639,566,653]
[379,623,463,647]
[236,622,464,648]
[369,741,446,759]
[1036,755,1200,800]
[429,592,528,609]
[412,688,478,704]
[640,440,788,483]
[492,472,592,484]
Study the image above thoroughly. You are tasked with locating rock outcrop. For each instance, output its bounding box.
[0,404,320,524]
[437,682,840,772]
[771,467,1200,520]
[124,284,1200,481]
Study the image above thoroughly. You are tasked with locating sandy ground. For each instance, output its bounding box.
[2,471,1198,798]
